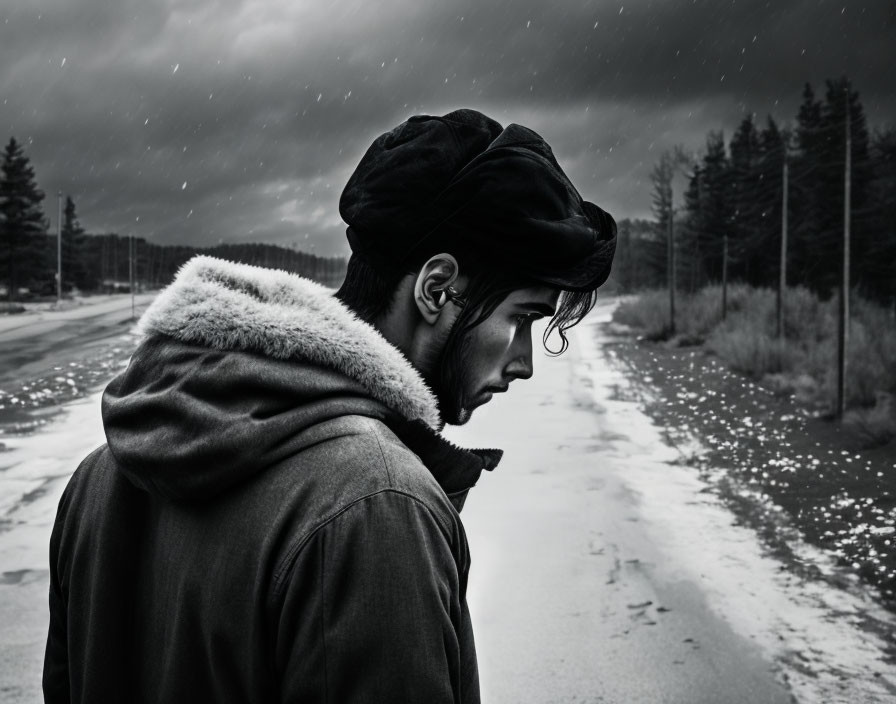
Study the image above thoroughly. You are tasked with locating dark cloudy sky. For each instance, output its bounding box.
[2,0,894,257]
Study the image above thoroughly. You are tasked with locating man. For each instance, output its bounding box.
[43,108,616,702]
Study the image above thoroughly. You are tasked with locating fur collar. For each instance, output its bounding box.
[137,255,441,430]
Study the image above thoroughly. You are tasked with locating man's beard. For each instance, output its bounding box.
[422,321,474,426]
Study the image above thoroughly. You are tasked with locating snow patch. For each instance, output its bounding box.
[0,392,105,574]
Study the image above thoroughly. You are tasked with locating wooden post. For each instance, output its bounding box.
[837,89,851,419]
[129,234,135,320]
[777,158,788,338]
[100,235,106,285]
[722,234,728,320]
[56,191,62,304]
[668,199,676,335]
[694,167,702,294]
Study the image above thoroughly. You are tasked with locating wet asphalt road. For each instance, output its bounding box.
[0,295,155,390]
[448,309,795,704]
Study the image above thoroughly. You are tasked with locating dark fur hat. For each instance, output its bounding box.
[339,108,616,291]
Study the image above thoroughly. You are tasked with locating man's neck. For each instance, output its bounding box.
[372,276,421,365]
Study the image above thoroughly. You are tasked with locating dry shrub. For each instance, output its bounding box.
[813,298,896,408]
[704,286,794,378]
[612,289,673,340]
[783,286,834,344]
[821,318,896,407]
[843,393,896,448]
[677,285,727,341]
[853,297,896,397]
[616,286,894,417]
[708,325,798,378]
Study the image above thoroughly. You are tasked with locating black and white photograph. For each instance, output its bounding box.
[1,1,895,702]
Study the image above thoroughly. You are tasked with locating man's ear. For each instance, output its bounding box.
[413,253,459,325]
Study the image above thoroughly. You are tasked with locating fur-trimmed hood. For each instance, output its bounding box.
[103,255,501,503]
[137,255,440,429]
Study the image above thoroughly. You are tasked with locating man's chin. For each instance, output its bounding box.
[441,407,474,427]
[440,396,489,427]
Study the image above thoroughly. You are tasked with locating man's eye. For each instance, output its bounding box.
[515,314,535,327]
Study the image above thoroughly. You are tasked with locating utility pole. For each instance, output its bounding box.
[660,147,693,336]
[668,197,676,335]
[56,190,62,305]
[129,233,135,320]
[837,89,851,419]
[693,166,702,294]
[721,234,728,320]
[777,153,788,339]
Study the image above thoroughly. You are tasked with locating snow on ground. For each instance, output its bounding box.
[0,391,107,574]
[0,391,109,704]
[573,300,896,703]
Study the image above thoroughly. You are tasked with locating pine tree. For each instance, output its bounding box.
[751,116,786,288]
[791,77,872,294]
[650,151,676,289]
[865,129,896,305]
[699,131,731,283]
[0,137,48,299]
[680,164,707,292]
[821,77,873,296]
[791,83,826,290]
[61,195,92,291]
[728,115,762,284]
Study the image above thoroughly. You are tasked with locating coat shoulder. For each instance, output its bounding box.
[266,414,468,600]
[287,413,458,533]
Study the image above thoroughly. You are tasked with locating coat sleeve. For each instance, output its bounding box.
[43,490,71,703]
[273,490,470,704]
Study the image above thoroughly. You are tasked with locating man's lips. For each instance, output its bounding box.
[472,385,509,407]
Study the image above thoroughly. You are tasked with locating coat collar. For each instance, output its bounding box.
[137,256,502,501]
[384,416,502,511]
[138,255,442,429]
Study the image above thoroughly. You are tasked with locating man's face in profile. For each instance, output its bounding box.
[433,284,560,425]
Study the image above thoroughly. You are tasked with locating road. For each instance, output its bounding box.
[0,294,156,389]
[2,296,895,702]
[448,301,896,703]
[448,306,793,704]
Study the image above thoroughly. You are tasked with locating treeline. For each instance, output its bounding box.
[606,218,661,292]
[619,76,896,306]
[79,236,347,291]
[0,137,346,299]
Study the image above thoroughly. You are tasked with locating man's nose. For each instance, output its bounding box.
[505,352,533,380]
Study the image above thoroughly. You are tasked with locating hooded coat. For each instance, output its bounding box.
[43,256,502,703]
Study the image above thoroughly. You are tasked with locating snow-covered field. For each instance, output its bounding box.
[1,297,895,702]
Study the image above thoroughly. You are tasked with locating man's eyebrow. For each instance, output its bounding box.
[516,302,556,317]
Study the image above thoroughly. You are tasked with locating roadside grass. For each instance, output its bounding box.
[613,285,896,448]
[844,392,896,448]
[612,289,672,340]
